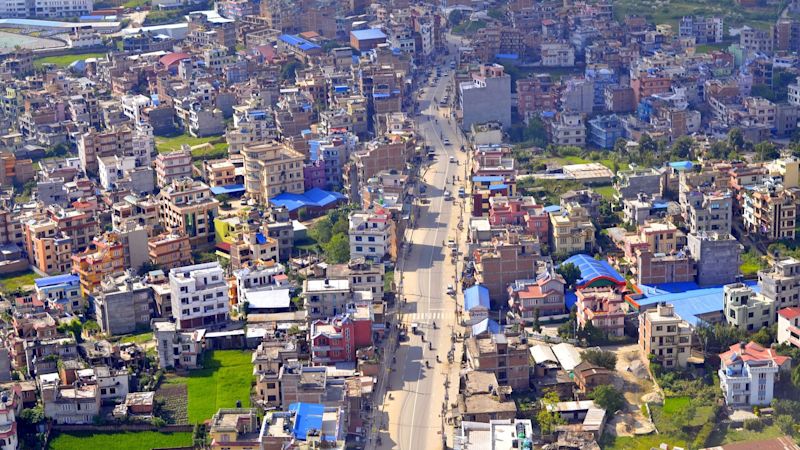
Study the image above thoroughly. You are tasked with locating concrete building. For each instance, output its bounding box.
[759,258,800,310]
[682,190,732,235]
[0,389,18,450]
[40,374,100,424]
[777,307,800,349]
[152,320,204,369]
[310,307,373,364]
[169,262,229,330]
[723,283,776,331]
[455,419,533,450]
[209,408,260,448]
[575,287,624,337]
[540,42,575,67]
[94,274,153,336]
[473,232,540,301]
[550,112,586,147]
[686,232,742,286]
[679,16,724,43]
[348,209,395,262]
[23,219,72,275]
[743,185,798,241]
[465,331,530,391]
[242,141,305,203]
[154,149,193,188]
[459,64,512,130]
[507,267,566,322]
[71,233,125,297]
[147,233,192,270]
[718,342,790,406]
[615,168,663,201]
[77,126,132,175]
[302,278,372,321]
[158,178,220,249]
[639,303,694,369]
[549,202,595,255]
[33,274,83,312]
[587,114,623,149]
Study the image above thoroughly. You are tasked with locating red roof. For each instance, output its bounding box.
[720,341,791,367]
[159,52,190,68]
[779,307,800,320]
[255,45,276,63]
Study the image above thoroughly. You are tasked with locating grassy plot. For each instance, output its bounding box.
[0,270,40,293]
[34,52,107,69]
[119,331,154,344]
[740,250,767,277]
[613,0,782,30]
[165,350,253,423]
[48,431,192,450]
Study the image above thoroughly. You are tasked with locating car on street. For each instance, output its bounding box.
[443,139,451,145]
[458,187,466,198]
[449,156,456,163]
[444,190,452,199]
[446,284,455,296]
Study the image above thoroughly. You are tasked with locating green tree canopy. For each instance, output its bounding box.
[556,262,581,289]
[588,385,624,413]
[323,233,350,263]
[582,349,617,370]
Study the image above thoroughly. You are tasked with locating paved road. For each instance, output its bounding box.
[373,53,469,450]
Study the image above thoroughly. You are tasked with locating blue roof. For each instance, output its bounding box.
[472,176,504,183]
[210,184,245,196]
[633,281,758,326]
[279,34,321,51]
[255,232,267,245]
[270,188,346,212]
[495,53,519,60]
[472,318,501,336]
[464,285,490,311]
[34,274,78,288]
[562,254,625,288]
[669,161,693,171]
[488,183,508,191]
[288,403,331,441]
[543,205,562,213]
[351,28,387,41]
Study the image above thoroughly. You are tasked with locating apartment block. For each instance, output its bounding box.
[158,178,220,249]
[718,342,790,406]
[242,142,305,203]
[147,233,192,270]
[348,209,395,262]
[77,126,133,175]
[723,283,776,331]
[33,274,83,312]
[743,185,798,241]
[575,287,625,337]
[71,233,125,297]
[759,257,800,310]
[549,202,596,255]
[154,150,193,188]
[169,262,229,330]
[686,232,742,287]
[639,303,694,369]
[465,332,530,391]
[94,274,154,336]
[459,64,512,130]
[302,278,372,321]
[152,320,204,369]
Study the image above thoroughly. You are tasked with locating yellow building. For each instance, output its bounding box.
[242,141,305,203]
[208,408,260,449]
[549,202,596,254]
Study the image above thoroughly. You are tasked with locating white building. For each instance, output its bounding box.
[723,283,776,331]
[718,341,791,406]
[778,307,800,349]
[540,42,575,67]
[121,94,152,125]
[302,278,373,321]
[233,262,288,309]
[550,112,586,147]
[0,0,28,17]
[152,320,205,370]
[348,210,394,262]
[456,419,534,450]
[30,0,93,18]
[98,155,137,191]
[169,262,229,330]
[67,27,102,48]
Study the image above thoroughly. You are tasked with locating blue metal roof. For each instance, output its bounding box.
[34,274,78,288]
[351,28,387,41]
[543,205,562,213]
[210,184,245,196]
[669,161,693,171]
[279,34,321,52]
[464,285,490,311]
[495,53,519,60]
[255,232,268,245]
[488,183,508,191]
[562,254,625,288]
[472,318,501,336]
[472,176,504,183]
[634,281,758,326]
[270,188,345,212]
[288,403,327,441]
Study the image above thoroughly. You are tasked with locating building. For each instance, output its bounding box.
[154,150,192,188]
[488,196,549,244]
[639,303,694,369]
[507,268,566,323]
[159,178,220,249]
[259,403,345,447]
[77,127,132,175]
[687,232,742,287]
[40,374,100,424]
[740,26,772,53]
[0,389,18,450]
[778,307,800,349]
[575,287,625,337]
[743,186,798,241]
[587,114,623,149]
[718,342,791,406]
[723,283,776,331]
[152,320,204,370]
[33,274,83,312]
[169,262,229,330]
[464,285,491,326]
[549,202,596,254]
[310,307,373,364]
[679,16,724,43]
[94,274,153,336]
[302,278,371,321]
[242,142,305,203]
[573,361,613,394]
[23,218,73,275]
[350,28,387,52]
[455,419,533,450]
[348,209,395,262]
[209,408,260,449]
[465,332,530,391]
[472,232,540,301]
[71,233,125,297]
[759,258,800,310]
[549,112,586,147]
[147,233,192,270]
[459,64,512,130]
[540,42,575,67]
[682,190,732,235]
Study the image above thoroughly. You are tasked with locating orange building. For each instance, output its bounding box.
[71,233,125,296]
[147,233,192,270]
[631,72,671,104]
[24,219,73,275]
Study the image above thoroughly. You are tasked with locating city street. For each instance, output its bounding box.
[371,55,469,450]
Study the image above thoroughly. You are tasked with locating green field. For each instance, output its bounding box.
[593,185,617,201]
[155,133,228,161]
[0,270,40,293]
[119,331,154,344]
[614,0,784,30]
[33,52,107,69]
[165,350,253,423]
[601,433,689,450]
[48,431,192,450]
[740,250,767,277]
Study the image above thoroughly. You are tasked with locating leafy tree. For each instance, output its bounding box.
[323,233,350,263]
[638,134,658,155]
[707,140,730,160]
[751,324,777,347]
[309,217,334,244]
[536,389,564,435]
[776,414,795,436]
[19,406,44,426]
[448,9,464,25]
[556,262,581,289]
[589,385,624,413]
[754,142,780,162]
[280,60,303,82]
[582,349,617,370]
[57,319,84,343]
[532,308,541,333]
[670,136,694,160]
[83,320,100,336]
[792,363,800,389]
[728,128,745,152]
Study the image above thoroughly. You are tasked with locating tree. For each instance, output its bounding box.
[536,389,564,435]
[707,140,730,160]
[532,308,541,333]
[83,320,100,336]
[792,363,800,389]
[448,9,464,25]
[309,217,334,244]
[776,414,795,436]
[19,406,44,426]
[582,349,617,370]
[57,319,84,343]
[754,142,780,162]
[751,324,777,347]
[589,385,624,413]
[670,136,694,160]
[323,233,350,263]
[556,262,581,289]
[728,128,745,152]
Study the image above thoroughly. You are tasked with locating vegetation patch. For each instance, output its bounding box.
[33,52,107,69]
[0,270,40,294]
[48,431,192,450]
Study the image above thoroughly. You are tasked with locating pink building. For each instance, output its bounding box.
[575,287,625,337]
[303,161,327,191]
[489,196,549,243]
[310,308,373,364]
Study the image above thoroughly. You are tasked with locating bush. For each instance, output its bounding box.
[582,349,617,370]
[743,418,764,431]
[776,414,795,436]
[693,420,716,449]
